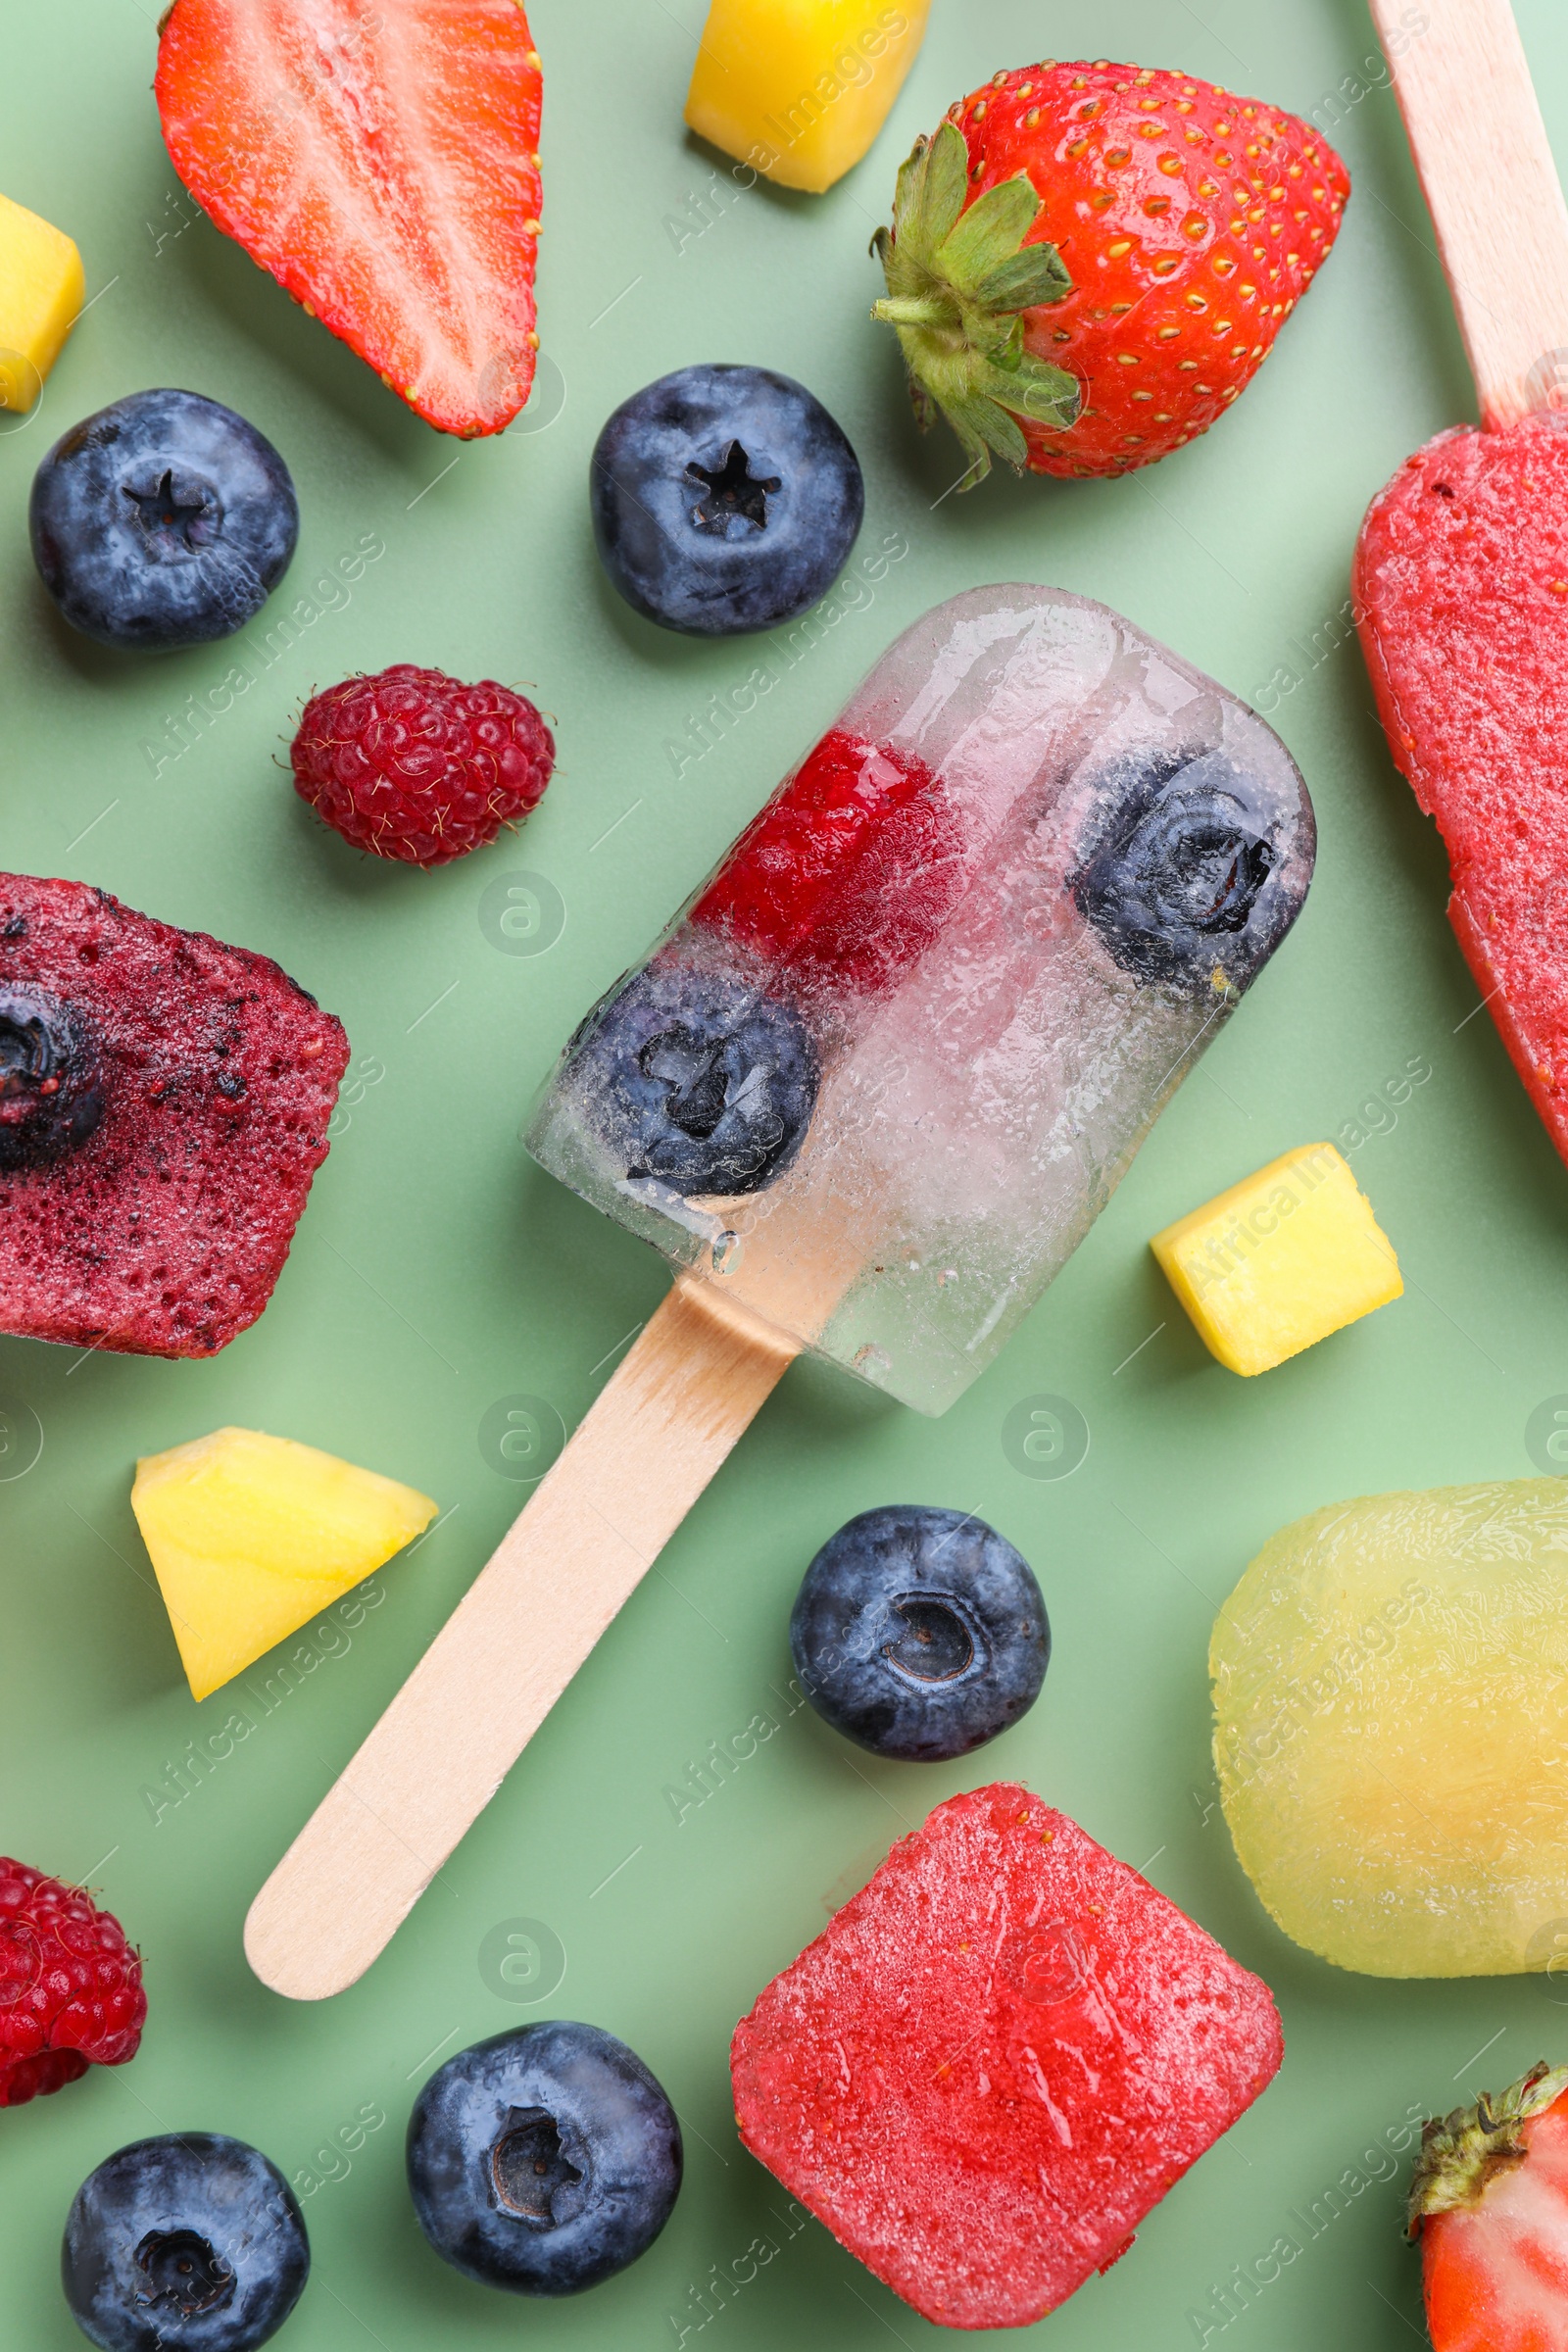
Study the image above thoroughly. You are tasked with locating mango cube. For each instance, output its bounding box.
[131,1427,437,1700]
[685,0,930,194]
[1152,1143,1401,1376]
[0,193,84,412]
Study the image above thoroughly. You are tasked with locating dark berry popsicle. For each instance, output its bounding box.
[731,1784,1283,2329]
[0,875,348,1356]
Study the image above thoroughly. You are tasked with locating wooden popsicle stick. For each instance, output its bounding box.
[244,1276,799,2000]
[1369,0,1568,424]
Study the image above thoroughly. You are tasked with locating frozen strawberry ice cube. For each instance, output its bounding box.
[0,875,348,1357]
[730,1784,1283,2329]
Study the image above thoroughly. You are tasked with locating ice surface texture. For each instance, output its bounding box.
[1211,1480,1568,1978]
[731,1785,1283,2329]
[527,587,1314,1413]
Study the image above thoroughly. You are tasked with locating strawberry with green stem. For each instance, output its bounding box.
[873,61,1349,484]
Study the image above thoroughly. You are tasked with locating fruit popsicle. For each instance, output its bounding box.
[528,583,1315,1412]
[1354,0,1568,1165]
[247,586,1313,1999]
[1212,1479,1568,1980]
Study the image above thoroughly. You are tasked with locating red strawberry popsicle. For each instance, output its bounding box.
[731,1785,1283,2330]
[1354,0,1568,1163]
[0,876,348,1357]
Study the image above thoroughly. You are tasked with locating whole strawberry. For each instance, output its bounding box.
[0,1860,146,2107]
[873,61,1349,482]
[292,663,555,867]
[1410,2061,1568,2350]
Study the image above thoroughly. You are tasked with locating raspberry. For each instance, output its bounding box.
[0,1860,146,2107]
[689,729,961,997]
[291,663,555,867]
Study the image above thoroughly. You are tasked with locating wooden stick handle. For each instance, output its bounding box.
[244,1277,799,1999]
[1369,0,1568,424]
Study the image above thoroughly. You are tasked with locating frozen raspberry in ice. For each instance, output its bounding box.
[730,1784,1283,2329]
[689,728,961,998]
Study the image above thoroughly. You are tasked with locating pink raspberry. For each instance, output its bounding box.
[292,662,555,867]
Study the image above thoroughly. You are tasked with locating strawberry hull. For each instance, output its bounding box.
[0,877,348,1357]
[730,1784,1283,2330]
[1355,415,1568,1168]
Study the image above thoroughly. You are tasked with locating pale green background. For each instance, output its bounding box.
[3,1,1566,2344]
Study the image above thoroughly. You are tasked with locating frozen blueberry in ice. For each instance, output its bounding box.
[791,1505,1051,1763]
[1071,747,1310,994]
[30,389,299,651]
[564,961,818,1197]
[62,2133,309,2352]
[406,2023,682,2295]
[0,982,104,1169]
[590,365,864,635]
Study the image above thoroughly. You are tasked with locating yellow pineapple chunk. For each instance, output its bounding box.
[685,0,931,194]
[0,193,84,411]
[131,1427,436,1701]
[1211,1482,1568,1977]
[1151,1142,1401,1376]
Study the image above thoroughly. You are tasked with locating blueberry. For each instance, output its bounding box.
[62,2133,309,2352]
[590,365,864,635]
[0,983,104,1168]
[790,1506,1050,1763]
[563,960,818,1197]
[1071,746,1314,994]
[30,389,299,651]
[406,2023,682,2295]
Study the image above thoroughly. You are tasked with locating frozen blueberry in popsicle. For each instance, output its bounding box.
[1072,745,1296,993]
[730,1785,1283,2330]
[560,962,819,1198]
[0,875,348,1357]
[528,584,1314,1414]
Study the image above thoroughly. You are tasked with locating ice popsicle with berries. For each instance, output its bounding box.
[529,583,1314,1412]
[1355,0,1568,1162]
[246,584,1314,1998]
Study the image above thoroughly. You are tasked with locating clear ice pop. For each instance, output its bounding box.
[527,584,1315,1412]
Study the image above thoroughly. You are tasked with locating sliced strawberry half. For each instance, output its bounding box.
[1412,2062,1568,2351]
[156,0,543,437]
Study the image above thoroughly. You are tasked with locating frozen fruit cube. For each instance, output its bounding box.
[132,1427,437,1699]
[0,192,83,411]
[730,1784,1282,2329]
[1211,1480,1568,1978]
[1152,1142,1401,1376]
[0,874,348,1357]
